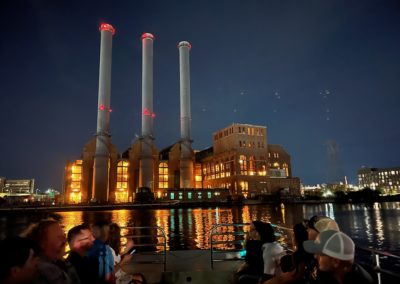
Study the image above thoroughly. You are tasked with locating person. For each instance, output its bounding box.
[305,216,339,241]
[108,223,135,284]
[236,221,266,277]
[0,236,40,284]
[263,222,312,284]
[262,222,284,279]
[239,222,284,284]
[88,221,115,283]
[23,219,80,284]
[303,230,374,284]
[67,224,99,284]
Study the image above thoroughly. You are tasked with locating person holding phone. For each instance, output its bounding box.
[109,223,135,284]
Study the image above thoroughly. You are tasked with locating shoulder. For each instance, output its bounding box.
[35,259,69,284]
[348,263,374,283]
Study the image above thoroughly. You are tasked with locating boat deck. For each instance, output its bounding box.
[123,250,244,284]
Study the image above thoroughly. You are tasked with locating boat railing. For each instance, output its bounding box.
[355,246,400,284]
[209,223,294,270]
[121,225,167,271]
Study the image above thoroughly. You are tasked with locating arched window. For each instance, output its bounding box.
[69,160,82,203]
[115,160,129,203]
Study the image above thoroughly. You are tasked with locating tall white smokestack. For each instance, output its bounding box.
[92,23,115,202]
[178,41,193,188]
[139,33,155,189]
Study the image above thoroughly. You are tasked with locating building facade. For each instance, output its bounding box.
[358,167,400,194]
[64,123,300,203]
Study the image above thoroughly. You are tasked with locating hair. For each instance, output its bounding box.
[67,224,91,244]
[0,237,39,280]
[293,222,308,252]
[92,221,110,241]
[261,223,276,243]
[108,223,121,254]
[22,219,59,248]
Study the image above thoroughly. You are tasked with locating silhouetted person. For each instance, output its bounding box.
[0,236,40,284]
[67,224,98,284]
[24,219,80,284]
[303,230,373,284]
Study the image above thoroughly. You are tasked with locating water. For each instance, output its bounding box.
[1,202,399,255]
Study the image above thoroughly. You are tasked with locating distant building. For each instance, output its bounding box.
[195,123,300,198]
[358,167,400,194]
[0,178,35,196]
[0,178,35,204]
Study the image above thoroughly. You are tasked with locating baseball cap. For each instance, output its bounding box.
[303,230,355,261]
[305,215,339,233]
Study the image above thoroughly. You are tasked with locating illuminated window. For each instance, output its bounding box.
[240,155,247,175]
[188,192,192,199]
[249,156,255,175]
[216,163,220,178]
[68,160,82,203]
[273,162,280,168]
[170,192,175,199]
[195,164,202,188]
[207,192,212,199]
[240,181,249,198]
[220,163,225,178]
[283,163,289,177]
[158,162,168,189]
[115,160,129,203]
[225,161,231,177]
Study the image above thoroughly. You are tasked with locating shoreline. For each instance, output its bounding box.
[0,198,398,213]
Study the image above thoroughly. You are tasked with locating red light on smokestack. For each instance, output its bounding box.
[99,104,105,111]
[99,23,116,35]
[151,113,156,118]
[143,108,150,116]
[141,33,155,40]
[108,107,112,113]
[178,41,192,50]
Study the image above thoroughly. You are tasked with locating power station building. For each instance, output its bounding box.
[63,23,300,204]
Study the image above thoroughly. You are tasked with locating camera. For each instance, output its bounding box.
[280,254,295,272]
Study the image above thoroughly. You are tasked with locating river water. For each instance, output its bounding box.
[1,202,399,255]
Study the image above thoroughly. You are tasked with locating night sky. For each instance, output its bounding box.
[1,0,400,190]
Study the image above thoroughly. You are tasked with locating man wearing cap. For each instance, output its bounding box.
[305,215,340,241]
[303,230,374,284]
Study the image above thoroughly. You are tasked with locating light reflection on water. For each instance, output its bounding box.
[1,202,399,254]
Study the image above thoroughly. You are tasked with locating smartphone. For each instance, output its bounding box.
[128,248,136,255]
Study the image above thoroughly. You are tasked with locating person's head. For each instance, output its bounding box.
[303,230,355,272]
[305,216,339,240]
[92,221,110,243]
[108,223,121,254]
[293,222,308,251]
[0,237,40,283]
[67,224,94,256]
[129,272,147,284]
[24,219,67,261]
[260,222,276,243]
[249,221,264,240]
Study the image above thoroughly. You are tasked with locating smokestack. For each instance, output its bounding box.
[139,33,155,189]
[178,41,193,188]
[92,23,115,203]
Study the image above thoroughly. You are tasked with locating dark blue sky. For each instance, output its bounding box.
[1,0,399,190]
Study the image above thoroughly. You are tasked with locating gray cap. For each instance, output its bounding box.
[303,230,355,261]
